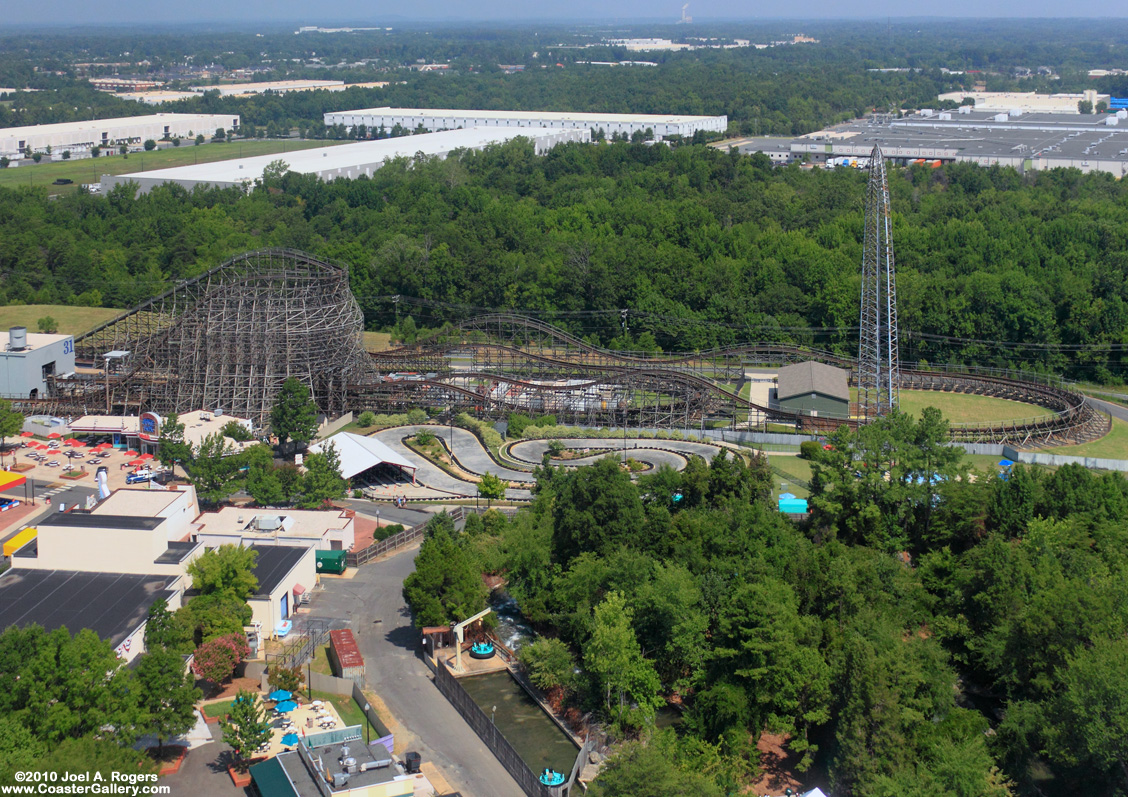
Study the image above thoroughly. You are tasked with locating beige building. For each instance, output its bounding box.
[68,409,254,454]
[245,545,317,636]
[194,506,356,551]
[12,486,203,577]
[937,90,1108,114]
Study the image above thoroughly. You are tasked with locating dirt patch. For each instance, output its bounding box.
[199,675,261,701]
[749,732,803,796]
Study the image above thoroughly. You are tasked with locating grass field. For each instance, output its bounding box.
[308,690,385,740]
[0,305,123,336]
[767,455,813,499]
[848,388,1052,425]
[1041,417,1128,460]
[362,331,392,352]
[0,139,347,195]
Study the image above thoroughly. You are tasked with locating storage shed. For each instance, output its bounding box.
[776,361,850,419]
[329,628,365,678]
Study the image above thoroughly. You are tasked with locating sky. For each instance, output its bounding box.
[4,0,1128,26]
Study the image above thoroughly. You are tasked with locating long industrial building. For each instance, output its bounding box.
[324,107,728,140]
[0,113,240,158]
[101,126,588,193]
[733,107,1128,177]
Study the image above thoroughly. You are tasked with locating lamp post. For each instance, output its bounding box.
[363,703,371,746]
[492,705,496,725]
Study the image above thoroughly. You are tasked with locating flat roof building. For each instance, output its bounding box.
[68,409,253,453]
[193,506,356,551]
[0,569,179,662]
[735,108,1128,177]
[0,113,241,158]
[190,79,345,96]
[247,544,316,636]
[938,90,1109,114]
[324,107,728,140]
[0,326,75,400]
[102,126,588,194]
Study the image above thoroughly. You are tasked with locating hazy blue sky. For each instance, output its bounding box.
[4,0,1128,26]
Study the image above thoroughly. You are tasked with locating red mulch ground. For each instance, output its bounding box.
[0,499,45,538]
[748,732,803,796]
[352,514,377,552]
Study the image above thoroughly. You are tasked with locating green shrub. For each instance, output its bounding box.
[357,411,377,428]
[352,489,363,498]
[415,429,435,446]
[406,408,428,425]
[375,523,404,542]
[456,413,503,450]
[799,440,823,461]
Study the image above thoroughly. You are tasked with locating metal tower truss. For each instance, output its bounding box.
[858,145,901,421]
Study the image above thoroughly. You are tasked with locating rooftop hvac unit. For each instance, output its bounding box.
[1106,117,1120,126]
[1009,109,1022,117]
[7,326,27,351]
[994,114,1009,122]
[958,105,973,114]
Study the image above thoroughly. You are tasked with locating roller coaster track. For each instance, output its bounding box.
[365,314,1108,446]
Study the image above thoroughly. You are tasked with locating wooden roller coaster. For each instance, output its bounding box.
[18,267,1107,449]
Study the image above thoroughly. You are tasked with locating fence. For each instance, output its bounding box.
[433,664,555,797]
[347,506,517,567]
[265,619,331,670]
[1002,444,1128,473]
[304,671,395,754]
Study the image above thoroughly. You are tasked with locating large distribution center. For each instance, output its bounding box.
[0,112,241,158]
[102,126,589,193]
[736,107,1128,177]
[324,107,728,140]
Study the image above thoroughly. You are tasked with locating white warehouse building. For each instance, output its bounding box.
[324,107,728,140]
[102,126,588,194]
[0,113,241,158]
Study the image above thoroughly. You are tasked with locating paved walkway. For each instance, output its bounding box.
[305,545,524,797]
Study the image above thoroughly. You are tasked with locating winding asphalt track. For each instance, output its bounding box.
[371,426,730,499]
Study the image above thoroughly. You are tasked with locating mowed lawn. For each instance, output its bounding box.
[1041,416,1128,460]
[0,304,123,336]
[849,388,1052,425]
[0,139,347,195]
[362,331,392,352]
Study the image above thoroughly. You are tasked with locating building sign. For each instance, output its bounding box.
[138,412,161,442]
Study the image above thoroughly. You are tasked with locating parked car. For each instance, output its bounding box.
[125,469,153,484]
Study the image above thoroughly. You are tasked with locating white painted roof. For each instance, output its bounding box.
[330,106,722,124]
[108,127,574,187]
[309,431,416,479]
[0,113,235,138]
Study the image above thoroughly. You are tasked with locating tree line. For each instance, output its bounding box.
[404,410,1128,795]
[3,138,1128,380]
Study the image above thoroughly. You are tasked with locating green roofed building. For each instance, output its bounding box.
[775,361,850,419]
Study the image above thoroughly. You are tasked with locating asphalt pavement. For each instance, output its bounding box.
[1086,396,1128,425]
[307,546,523,797]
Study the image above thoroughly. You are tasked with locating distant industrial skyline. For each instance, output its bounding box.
[5,2,1128,27]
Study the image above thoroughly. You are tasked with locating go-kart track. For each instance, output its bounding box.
[370,425,730,500]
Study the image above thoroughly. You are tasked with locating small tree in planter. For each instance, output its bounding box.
[191,633,250,689]
[268,664,304,693]
[219,690,271,763]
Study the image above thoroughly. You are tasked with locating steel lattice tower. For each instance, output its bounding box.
[858,145,900,421]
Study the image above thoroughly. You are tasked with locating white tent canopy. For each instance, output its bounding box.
[309,432,417,481]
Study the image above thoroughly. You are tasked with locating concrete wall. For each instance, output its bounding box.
[316,412,354,440]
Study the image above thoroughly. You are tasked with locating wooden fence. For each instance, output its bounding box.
[347,506,519,567]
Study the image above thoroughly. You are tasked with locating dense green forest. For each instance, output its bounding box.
[5,20,1128,133]
[408,411,1128,795]
[3,139,1128,380]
